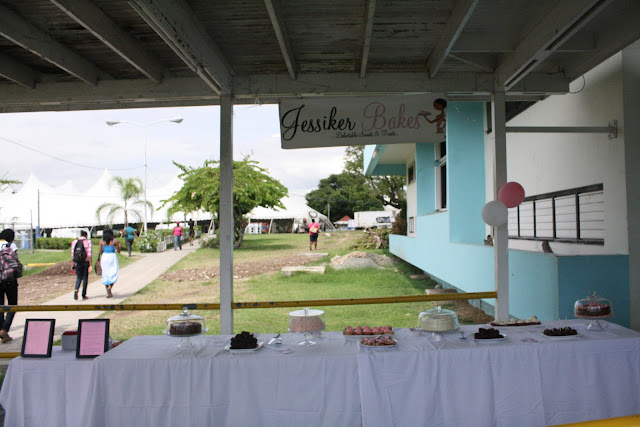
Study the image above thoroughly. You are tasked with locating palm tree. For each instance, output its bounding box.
[96,176,153,228]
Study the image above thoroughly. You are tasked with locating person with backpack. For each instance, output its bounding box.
[0,229,22,343]
[71,231,92,300]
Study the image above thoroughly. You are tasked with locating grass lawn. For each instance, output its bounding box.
[103,231,443,339]
[20,249,137,277]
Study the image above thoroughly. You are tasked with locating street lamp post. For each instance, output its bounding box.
[106,118,183,233]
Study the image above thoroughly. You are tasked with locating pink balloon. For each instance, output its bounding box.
[498,182,525,208]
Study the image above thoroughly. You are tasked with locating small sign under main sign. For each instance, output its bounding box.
[279,95,447,149]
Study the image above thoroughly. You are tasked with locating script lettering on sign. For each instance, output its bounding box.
[279,95,446,149]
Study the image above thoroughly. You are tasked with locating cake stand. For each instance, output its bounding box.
[575,314,612,331]
[164,307,208,349]
[574,291,613,331]
[288,308,325,346]
[163,329,209,349]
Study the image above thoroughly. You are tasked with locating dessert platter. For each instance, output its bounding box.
[473,328,507,343]
[225,331,263,353]
[289,308,325,346]
[359,335,397,349]
[343,325,393,338]
[574,292,613,331]
[539,326,579,340]
[491,316,541,327]
[163,308,208,349]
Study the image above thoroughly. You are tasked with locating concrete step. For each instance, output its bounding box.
[299,252,328,257]
[281,266,326,276]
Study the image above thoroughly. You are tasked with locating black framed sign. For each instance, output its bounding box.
[76,319,109,358]
[21,319,55,358]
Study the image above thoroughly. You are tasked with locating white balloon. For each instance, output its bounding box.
[482,200,508,227]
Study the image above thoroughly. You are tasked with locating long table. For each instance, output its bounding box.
[1,321,639,427]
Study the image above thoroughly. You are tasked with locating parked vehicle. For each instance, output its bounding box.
[354,211,397,229]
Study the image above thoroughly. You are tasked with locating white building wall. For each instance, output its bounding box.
[486,53,628,256]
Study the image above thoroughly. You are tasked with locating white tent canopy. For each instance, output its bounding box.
[247,195,334,232]
[0,170,206,230]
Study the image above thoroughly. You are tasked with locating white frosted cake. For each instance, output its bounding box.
[420,314,456,331]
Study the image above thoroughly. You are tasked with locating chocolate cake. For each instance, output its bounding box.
[170,321,202,336]
[230,331,258,349]
[575,303,611,317]
[474,327,504,340]
[543,327,577,336]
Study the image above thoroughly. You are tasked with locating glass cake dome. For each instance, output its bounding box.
[418,306,460,332]
[163,307,208,348]
[288,308,325,346]
[574,291,613,330]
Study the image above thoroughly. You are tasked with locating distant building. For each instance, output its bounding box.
[335,215,352,231]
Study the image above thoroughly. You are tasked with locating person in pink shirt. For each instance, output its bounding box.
[173,222,183,251]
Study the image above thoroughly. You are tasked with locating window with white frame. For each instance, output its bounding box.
[435,141,447,210]
[408,216,415,234]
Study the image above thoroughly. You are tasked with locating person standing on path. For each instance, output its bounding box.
[173,222,183,251]
[99,228,121,298]
[308,219,320,250]
[188,218,195,246]
[0,229,22,343]
[122,225,138,257]
[71,230,92,300]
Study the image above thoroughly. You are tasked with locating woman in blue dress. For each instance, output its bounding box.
[99,228,121,298]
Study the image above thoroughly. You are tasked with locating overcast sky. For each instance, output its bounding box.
[0,104,347,199]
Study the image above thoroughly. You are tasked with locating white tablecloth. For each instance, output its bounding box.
[357,321,640,427]
[81,333,362,426]
[0,347,94,427]
[2,322,639,427]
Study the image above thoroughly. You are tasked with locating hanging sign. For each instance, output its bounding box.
[279,95,447,149]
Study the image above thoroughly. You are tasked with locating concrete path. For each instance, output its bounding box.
[0,242,199,353]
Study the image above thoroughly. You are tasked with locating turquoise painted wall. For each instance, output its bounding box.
[391,216,630,325]
[390,213,561,321]
[447,102,486,245]
[558,256,630,327]
[415,143,435,215]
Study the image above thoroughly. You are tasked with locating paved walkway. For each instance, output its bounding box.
[0,242,199,353]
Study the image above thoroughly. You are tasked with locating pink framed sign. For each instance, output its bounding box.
[21,319,55,358]
[76,319,109,358]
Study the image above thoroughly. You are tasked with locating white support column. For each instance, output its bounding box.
[219,96,234,334]
[622,41,640,331]
[492,89,509,321]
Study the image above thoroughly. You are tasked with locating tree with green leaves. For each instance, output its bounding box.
[161,157,288,249]
[306,172,383,223]
[96,176,152,227]
[344,145,406,209]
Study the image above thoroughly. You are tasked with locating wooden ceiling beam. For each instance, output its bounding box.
[0,72,569,113]
[0,4,104,85]
[359,0,376,79]
[449,53,495,73]
[264,0,297,80]
[129,0,233,94]
[51,0,164,83]
[495,0,613,90]
[426,0,479,78]
[0,52,40,89]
